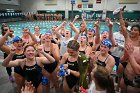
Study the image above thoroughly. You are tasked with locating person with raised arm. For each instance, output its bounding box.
[39,31,60,93]
[119,8,140,93]
[2,45,55,93]
[92,18,115,52]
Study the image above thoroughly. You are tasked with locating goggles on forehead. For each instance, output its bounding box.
[101,39,112,49]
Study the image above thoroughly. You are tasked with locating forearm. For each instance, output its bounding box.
[55,31,61,39]
[70,23,79,34]
[55,23,63,32]
[69,69,80,77]
[53,53,60,63]
[2,53,14,67]
[74,33,80,40]
[72,18,78,24]
[119,12,129,39]
[95,27,100,44]
[42,52,55,63]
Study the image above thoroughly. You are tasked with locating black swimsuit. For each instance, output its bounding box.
[79,46,87,54]
[96,54,110,67]
[23,58,42,88]
[88,42,93,47]
[65,58,79,89]
[12,53,26,77]
[43,51,57,73]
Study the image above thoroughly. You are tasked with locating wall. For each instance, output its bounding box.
[20,0,140,12]
[0,0,20,10]
[0,4,20,10]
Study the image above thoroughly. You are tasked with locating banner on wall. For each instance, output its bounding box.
[119,0,138,4]
[44,0,57,5]
[0,0,19,5]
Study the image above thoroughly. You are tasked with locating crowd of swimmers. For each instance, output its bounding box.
[0,8,140,93]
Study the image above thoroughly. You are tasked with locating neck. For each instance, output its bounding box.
[35,32,40,36]
[101,52,108,57]
[27,57,34,62]
[16,48,23,54]
[81,43,86,47]
[45,42,51,47]
[23,35,29,38]
[131,36,139,41]
[88,36,93,41]
[65,36,70,39]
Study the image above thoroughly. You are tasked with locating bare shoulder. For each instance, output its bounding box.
[18,58,26,68]
[108,55,115,63]
[62,52,69,59]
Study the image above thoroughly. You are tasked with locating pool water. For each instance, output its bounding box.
[1,21,120,36]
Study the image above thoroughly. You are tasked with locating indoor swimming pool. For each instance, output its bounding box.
[0,21,120,36]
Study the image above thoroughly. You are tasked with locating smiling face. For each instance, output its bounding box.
[34,26,40,34]
[130,26,140,38]
[52,25,57,33]
[24,45,36,59]
[45,33,52,42]
[22,28,30,36]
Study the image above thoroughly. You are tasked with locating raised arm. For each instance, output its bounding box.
[26,29,37,46]
[37,45,55,64]
[2,46,20,67]
[0,29,13,54]
[54,21,66,39]
[69,15,80,34]
[81,13,87,29]
[72,15,79,24]
[107,18,115,47]
[119,9,131,43]
[92,20,100,51]
[94,20,100,44]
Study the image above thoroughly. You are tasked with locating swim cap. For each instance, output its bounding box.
[101,39,112,49]
[13,36,22,43]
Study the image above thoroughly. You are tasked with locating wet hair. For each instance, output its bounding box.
[67,40,80,51]
[93,66,115,93]
[23,45,35,53]
[131,24,140,33]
